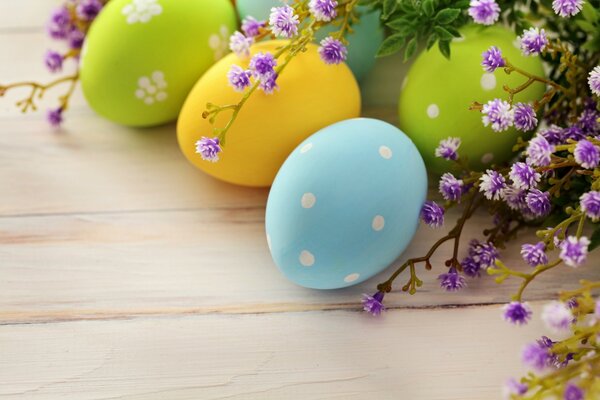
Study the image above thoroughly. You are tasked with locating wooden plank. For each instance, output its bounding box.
[0,305,543,399]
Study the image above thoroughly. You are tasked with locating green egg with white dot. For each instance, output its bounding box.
[80,0,237,127]
[398,25,546,173]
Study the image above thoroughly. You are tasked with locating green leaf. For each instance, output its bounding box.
[434,26,454,40]
[386,18,415,36]
[589,227,600,251]
[382,0,398,19]
[404,36,418,60]
[422,0,435,17]
[438,39,451,59]
[376,33,406,57]
[434,8,461,24]
[445,26,462,38]
[582,1,599,23]
[426,33,438,50]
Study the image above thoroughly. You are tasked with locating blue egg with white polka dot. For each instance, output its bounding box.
[265,118,428,289]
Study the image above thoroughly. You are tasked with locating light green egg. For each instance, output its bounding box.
[235,0,383,81]
[81,0,237,127]
[398,25,546,173]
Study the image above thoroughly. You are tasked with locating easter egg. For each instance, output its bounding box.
[398,25,546,173]
[80,0,237,127]
[177,40,361,187]
[265,118,427,289]
[235,0,383,81]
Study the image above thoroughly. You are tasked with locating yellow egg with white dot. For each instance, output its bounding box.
[177,40,361,187]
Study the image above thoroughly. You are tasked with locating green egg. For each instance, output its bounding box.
[398,25,546,173]
[81,0,237,127]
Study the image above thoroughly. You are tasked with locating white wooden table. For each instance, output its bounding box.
[2,2,599,398]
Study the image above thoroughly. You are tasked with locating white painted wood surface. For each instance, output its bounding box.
[1,1,599,399]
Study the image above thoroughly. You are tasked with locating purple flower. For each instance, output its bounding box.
[47,6,72,40]
[76,0,103,21]
[249,52,277,80]
[435,137,461,161]
[44,50,63,73]
[481,46,505,73]
[68,28,85,49]
[539,124,565,145]
[574,139,600,169]
[482,99,514,132]
[503,378,528,399]
[318,37,347,65]
[502,301,532,325]
[438,268,466,291]
[479,170,507,200]
[229,31,253,58]
[526,135,555,167]
[577,108,600,135]
[589,66,600,97]
[559,236,590,267]
[526,189,551,217]
[521,242,548,267]
[541,301,573,333]
[195,137,222,162]
[564,383,584,400]
[510,162,540,190]
[258,72,279,95]
[513,103,538,131]
[439,173,463,202]
[581,191,600,221]
[552,0,583,17]
[563,125,585,141]
[468,0,500,25]
[268,5,299,38]
[522,341,553,371]
[504,186,528,211]
[47,108,63,127]
[519,27,548,56]
[421,200,444,228]
[469,240,499,268]
[227,65,252,92]
[309,0,338,21]
[362,292,385,316]
[461,256,482,278]
[241,16,266,38]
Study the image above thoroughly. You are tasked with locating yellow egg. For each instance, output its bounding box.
[177,40,361,187]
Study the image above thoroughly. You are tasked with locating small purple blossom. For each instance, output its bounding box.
[574,139,600,169]
[249,52,277,80]
[479,170,507,200]
[241,16,266,38]
[559,236,590,267]
[563,125,585,141]
[227,65,252,92]
[502,301,532,325]
[503,378,528,399]
[469,240,499,268]
[309,0,338,21]
[68,28,85,49]
[577,108,600,135]
[539,124,565,145]
[47,6,72,40]
[362,292,385,316]
[47,108,63,127]
[268,5,299,38]
[521,242,548,267]
[522,341,553,371]
[526,135,555,167]
[504,186,528,211]
[438,268,466,292]
[229,31,253,58]
[195,137,222,162]
[461,256,482,278]
[439,173,463,202]
[435,137,461,161]
[76,0,103,21]
[541,301,573,333]
[526,189,551,217]
[468,0,500,25]
[552,0,583,18]
[481,46,505,73]
[563,383,584,400]
[519,27,548,56]
[258,72,279,95]
[421,200,445,228]
[581,191,600,221]
[44,50,63,73]
[318,37,347,65]
[589,66,600,97]
[510,162,540,190]
[513,103,538,131]
[482,99,514,132]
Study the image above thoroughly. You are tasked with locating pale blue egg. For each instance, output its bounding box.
[236,0,383,81]
[265,118,427,289]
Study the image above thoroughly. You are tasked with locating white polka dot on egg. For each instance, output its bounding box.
[344,273,360,283]
[480,73,496,91]
[300,143,313,154]
[372,215,385,231]
[301,193,316,209]
[299,250,315,267]
[427,104,440,119]
[378,146,392,159]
